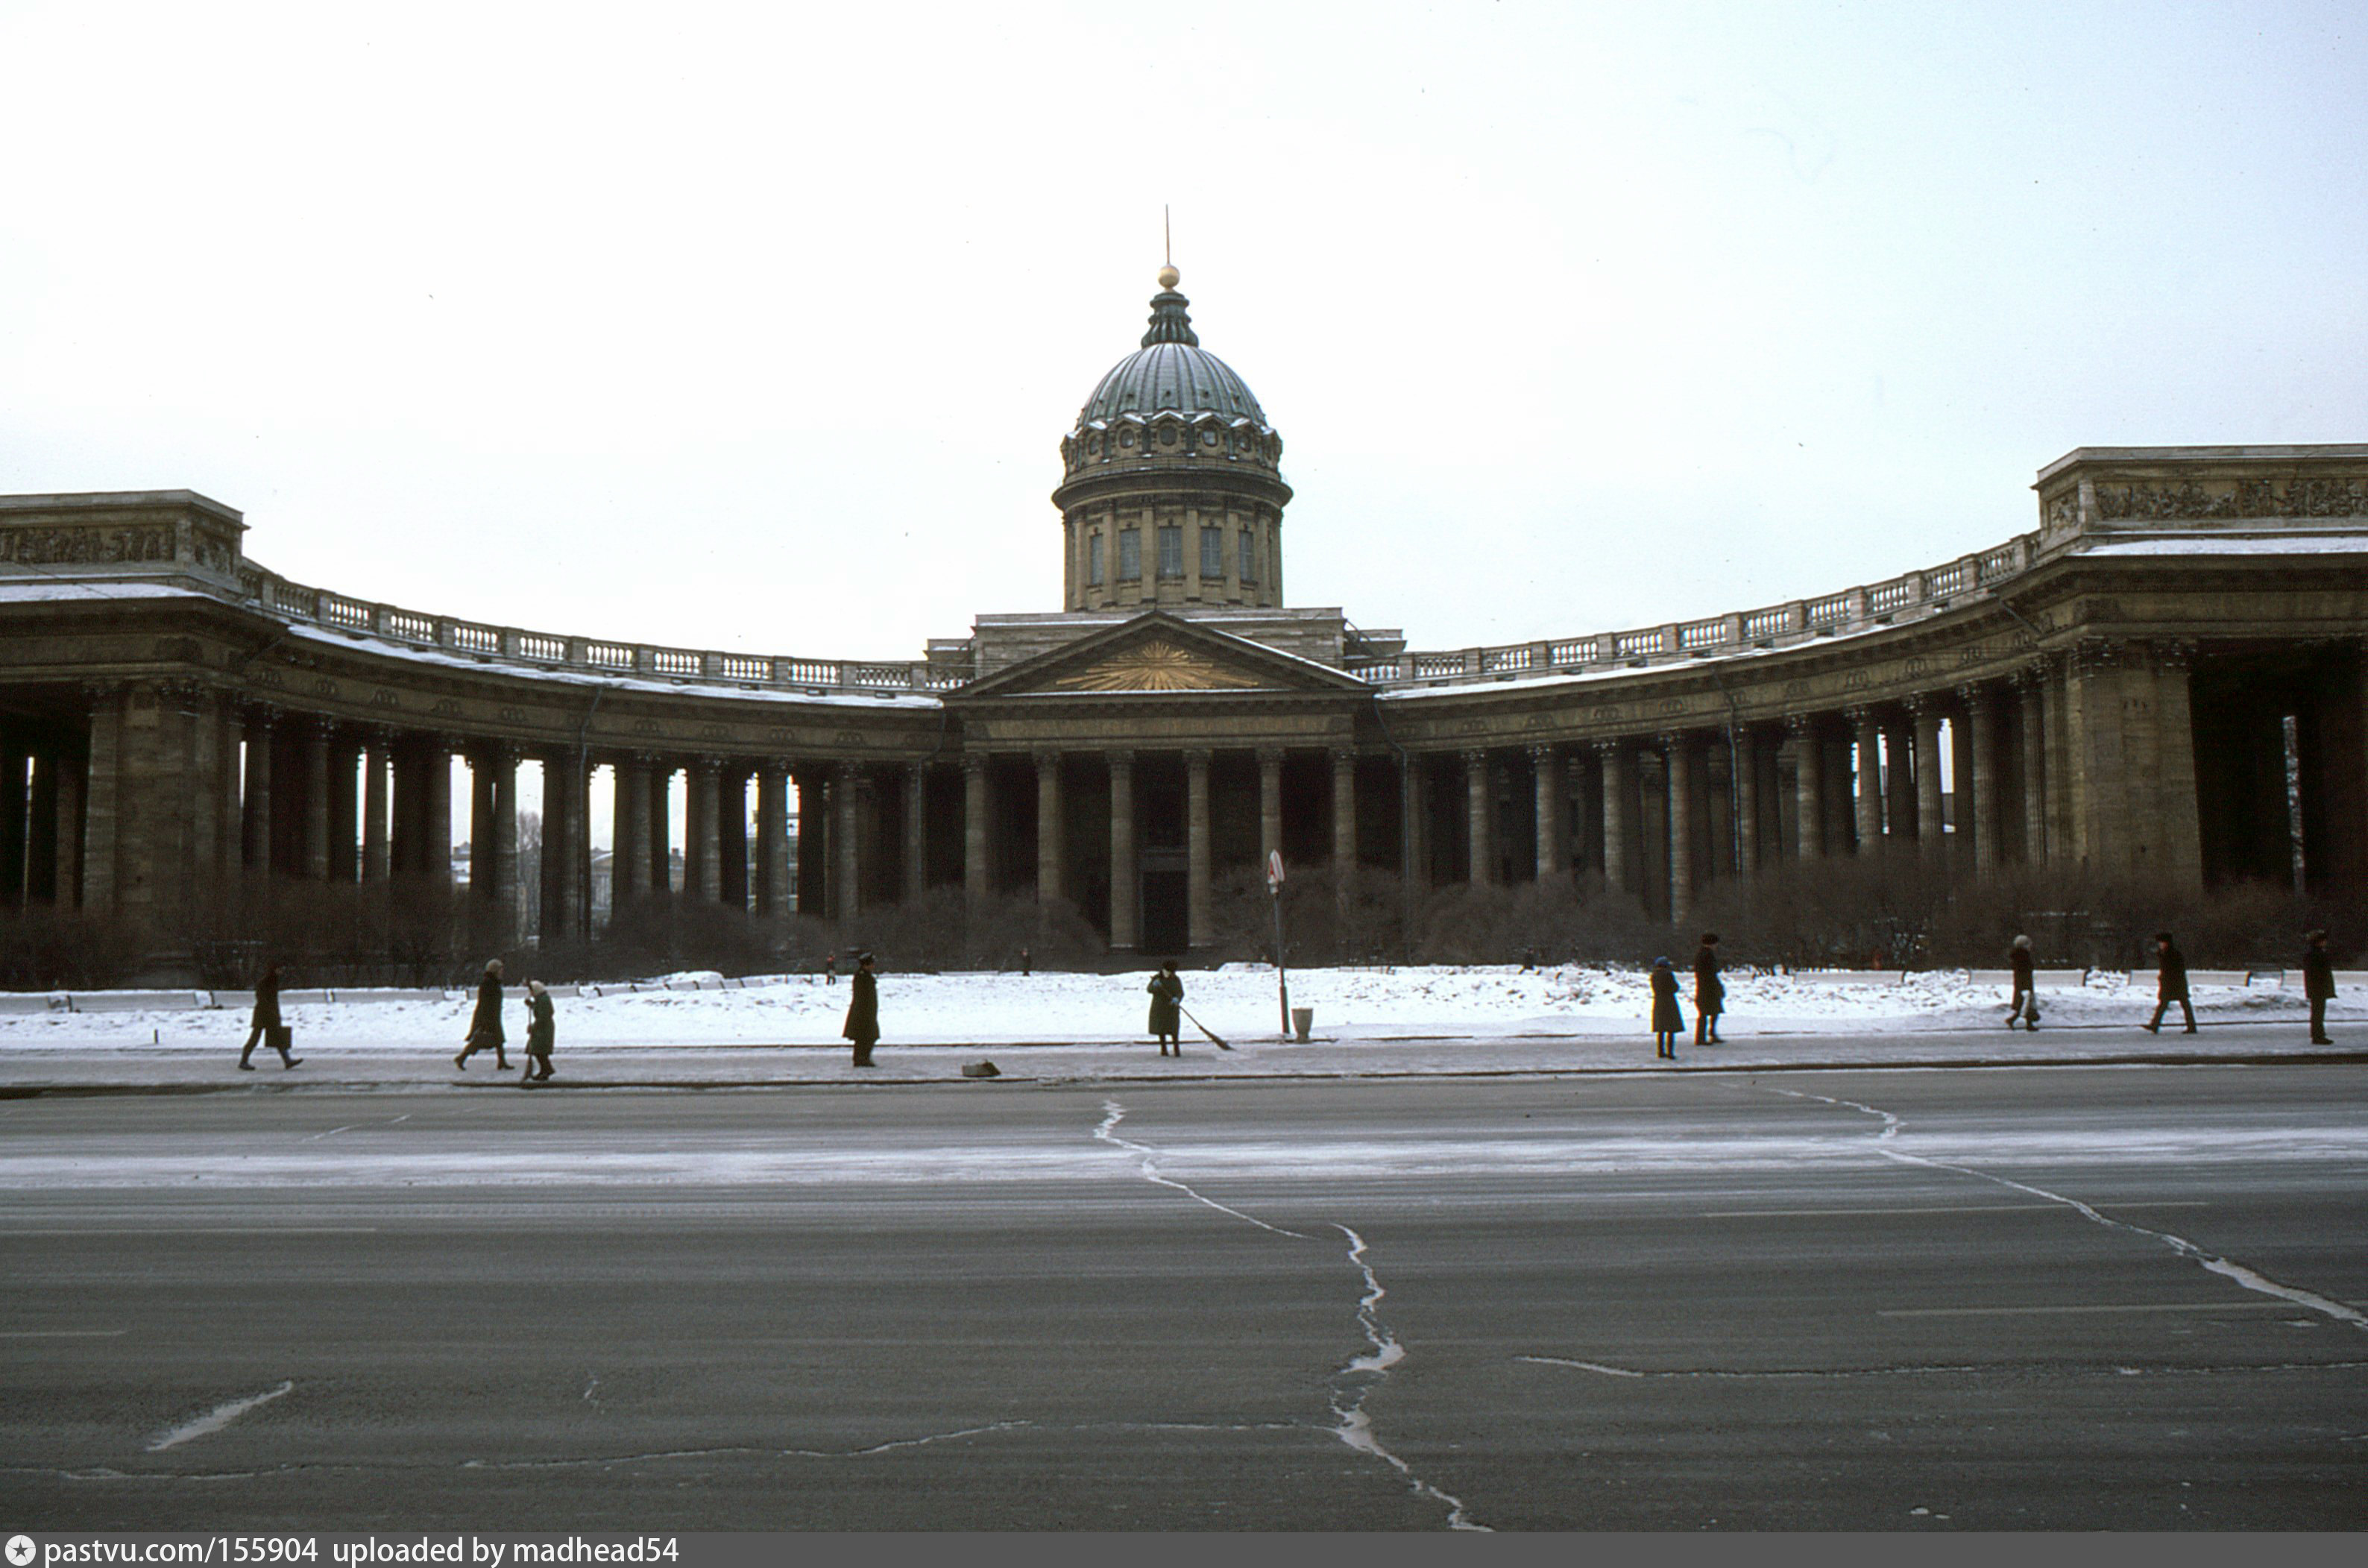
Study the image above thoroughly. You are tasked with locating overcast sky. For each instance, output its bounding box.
[4,1,2364,663]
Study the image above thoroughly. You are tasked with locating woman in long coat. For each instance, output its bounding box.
[1691,933,1724,1046]
[1147,963,1184,1057]
[843,953,880,1067]
[456,959,510,1070]
[1649,957,1684,1059]
[237,963,298,1070]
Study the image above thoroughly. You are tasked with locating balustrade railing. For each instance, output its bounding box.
[217,525,2047,696]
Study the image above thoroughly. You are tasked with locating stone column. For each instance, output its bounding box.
[80,684,125,914]
[1332,748,1358,872]
[1403,755,1430,892]
[1596,740,1629,893]
[422,738,453,892]
[1733,726,1760,876]
[362,736,390,884]
[1911,698,1945,861]
[2150,640,2205,892]
[649,761,675,895]
[491,746,519,946]
[1256,747,1285,876]
[833,761,860,923]
[1665,734,1694,928]
[962,755,989,911]
[1849,708,1882,856]
[1789,716,1824,860]
[718,767,749,911]
[685,758,718,903]
[1464,749,1492,887]
[1035,749,1064,905]
[754,762,790,919]
[53,749,83,910]
[215,705,244,894]
[614,756,650,903]
[325,733,359,884]
[1530,746,1563,880]
[1185,748,1212,948]
[1882,711,1915,852]
[902,763,927,902]
[1961,685,2000,872]
[0,734,26,909]
[2019,670,2050,865]
[303,720,333,881]
[546,752,587,939]
[1947,698,1977,874]
[242,708,275,881]
[1108,751,1138,951]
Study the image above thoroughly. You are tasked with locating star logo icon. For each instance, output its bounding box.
[6,1534,36,1567]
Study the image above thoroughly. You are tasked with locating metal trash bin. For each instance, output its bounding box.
[1291,1007,1314,1042]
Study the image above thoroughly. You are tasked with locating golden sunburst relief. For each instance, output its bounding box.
[1051,638,1269,691]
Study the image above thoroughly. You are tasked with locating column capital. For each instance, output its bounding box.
[959,752,989,778]
[1255,746,1285,769]
[293,713,339,743]
[1105,747,1135,770]
[241,700,283,730]
[1032,747,1062,772]
[1902,692,1934,717]
[1182,748,1212,771]
[1460,747,1489,768]
[1843,705,1877,728]
[1593,737,1625,758]
[1657,730,1691,751]
[2150,637,2197,672]
[1330,746,1358,769]
[1953,681,1994,712]
[1526,743,1557,765]
[1784,712,1818,737]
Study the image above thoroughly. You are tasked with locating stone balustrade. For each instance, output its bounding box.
[1344,532,2043,686]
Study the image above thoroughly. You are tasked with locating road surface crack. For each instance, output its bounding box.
[1093,1100,1487,1531]
[1767,1086,2368,1334]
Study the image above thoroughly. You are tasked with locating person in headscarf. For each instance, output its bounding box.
[520,980,556,1085]
[1649,956,1684,1059]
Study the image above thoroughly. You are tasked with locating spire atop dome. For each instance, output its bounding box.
[1141,276,1199,348]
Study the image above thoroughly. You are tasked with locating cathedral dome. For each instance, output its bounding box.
[1077,285,1268,426]
[1053,268,1292,614]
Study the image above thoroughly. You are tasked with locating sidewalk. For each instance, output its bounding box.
[3,1018,2358,1094]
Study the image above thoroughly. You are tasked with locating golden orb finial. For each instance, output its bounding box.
[1157,264,1180,290]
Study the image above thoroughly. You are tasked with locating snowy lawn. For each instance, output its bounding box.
[0,963,2349,1052]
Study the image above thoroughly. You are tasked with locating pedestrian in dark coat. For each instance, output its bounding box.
[2303,929,2335,1045]
[520,980,556,1085]
[1649,957,1684,1059]
[2143,933,2195,1034]
[237,963,300,1070]
[2006,935,2040,1031]
[455,959,511,1069]
[1147,964,1184,1057]
[843,953,880,1067]
[1691,933,1724,1045]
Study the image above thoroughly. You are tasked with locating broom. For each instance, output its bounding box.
[1180,1006,1231,1050]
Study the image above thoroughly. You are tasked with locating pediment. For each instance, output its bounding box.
[952,612,1368,700]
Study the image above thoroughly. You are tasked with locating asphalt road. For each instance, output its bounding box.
[1,1065,2364,1531]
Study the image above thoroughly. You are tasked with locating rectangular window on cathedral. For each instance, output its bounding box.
[1088,533,1104,586]
[1157,524,1183,579]
[1119,528,1142,581]
[1200,526,1223,579]
[1239,527,1259,585]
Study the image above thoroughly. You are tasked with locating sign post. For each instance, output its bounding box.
[1267,850,1291,1039]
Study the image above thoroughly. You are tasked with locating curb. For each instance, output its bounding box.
[4,1048,2362,1098]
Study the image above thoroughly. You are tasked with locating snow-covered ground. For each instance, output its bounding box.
[0,963,2352,1052]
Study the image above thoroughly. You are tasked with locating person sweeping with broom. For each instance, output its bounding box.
[1147,963,1185,1057]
